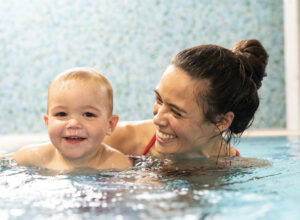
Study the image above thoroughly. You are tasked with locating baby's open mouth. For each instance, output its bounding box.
[65,136,86,140]
[64,136,87,143]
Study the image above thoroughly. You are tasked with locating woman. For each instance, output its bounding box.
[104,39,268,159]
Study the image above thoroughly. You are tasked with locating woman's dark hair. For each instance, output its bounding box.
[171,39,269,142]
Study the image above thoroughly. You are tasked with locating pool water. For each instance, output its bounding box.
[1,136,300,220]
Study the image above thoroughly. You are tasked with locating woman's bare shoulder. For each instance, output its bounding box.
[117,119,155,130]
[104,119,156,155]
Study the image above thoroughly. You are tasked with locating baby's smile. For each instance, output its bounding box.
[64,136,87,144]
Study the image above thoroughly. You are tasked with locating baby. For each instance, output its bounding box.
[1,67,131,171]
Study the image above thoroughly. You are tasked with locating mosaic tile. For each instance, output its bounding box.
[0,0,284,133]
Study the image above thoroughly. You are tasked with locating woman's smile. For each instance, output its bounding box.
[156,130,177,144]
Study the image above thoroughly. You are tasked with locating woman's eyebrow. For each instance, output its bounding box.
[154,89,162,100]
[154,89,187,114]
[167,103,187,114]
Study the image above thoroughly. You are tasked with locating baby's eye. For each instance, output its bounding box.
[83,112,97,117]
[54,112,67,117]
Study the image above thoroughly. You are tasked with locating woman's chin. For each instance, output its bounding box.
[154,141,180,155]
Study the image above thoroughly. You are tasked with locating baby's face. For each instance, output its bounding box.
[44,79,113,161]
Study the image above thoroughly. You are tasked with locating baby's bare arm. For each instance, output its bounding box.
[1,143,54,167]
[1,149,32,166]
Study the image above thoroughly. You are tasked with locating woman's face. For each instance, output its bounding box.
[152,65,219,156]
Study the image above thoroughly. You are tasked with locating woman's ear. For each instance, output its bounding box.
[106,114,119,136]
[215,112,234,132]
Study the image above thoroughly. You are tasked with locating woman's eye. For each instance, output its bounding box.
[172,110,182,117]
[155,96,162,104]
[55,112,67,117]
[83,112,96,117]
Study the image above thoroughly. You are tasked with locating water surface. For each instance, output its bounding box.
[1,136,300,220]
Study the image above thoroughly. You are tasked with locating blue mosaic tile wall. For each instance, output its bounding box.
[0,0,284,134]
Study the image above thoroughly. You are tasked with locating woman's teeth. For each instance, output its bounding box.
[157,131,176,140]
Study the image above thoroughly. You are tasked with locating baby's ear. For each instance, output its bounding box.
[43,114,49,127]
[106,115,119,136]
[215,112,234,133]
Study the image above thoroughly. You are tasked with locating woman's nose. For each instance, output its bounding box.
[153,103,168,127]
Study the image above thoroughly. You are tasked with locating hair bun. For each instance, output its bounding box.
[232,39,269,89]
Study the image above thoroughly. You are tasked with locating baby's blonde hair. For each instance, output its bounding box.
[47,67,113,114]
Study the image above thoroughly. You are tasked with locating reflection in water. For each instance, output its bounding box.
[0,149,299,219]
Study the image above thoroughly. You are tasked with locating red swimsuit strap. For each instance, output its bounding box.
[141,134,241,157]
[142,134,156,155]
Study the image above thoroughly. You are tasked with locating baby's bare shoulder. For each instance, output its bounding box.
[101,144,132,170]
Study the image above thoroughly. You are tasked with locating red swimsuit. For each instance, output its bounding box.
[142,134,240,156]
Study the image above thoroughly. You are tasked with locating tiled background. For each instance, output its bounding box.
[0,0,284,134]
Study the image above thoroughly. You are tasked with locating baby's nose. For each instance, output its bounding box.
[66,118,82,129]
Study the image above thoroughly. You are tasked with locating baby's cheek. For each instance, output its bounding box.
[90,126,107,139]
[47,121,63,136]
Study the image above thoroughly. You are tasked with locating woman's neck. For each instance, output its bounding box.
[200,135,233,157]
[150,134,234,159]
[179,135,226,159]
